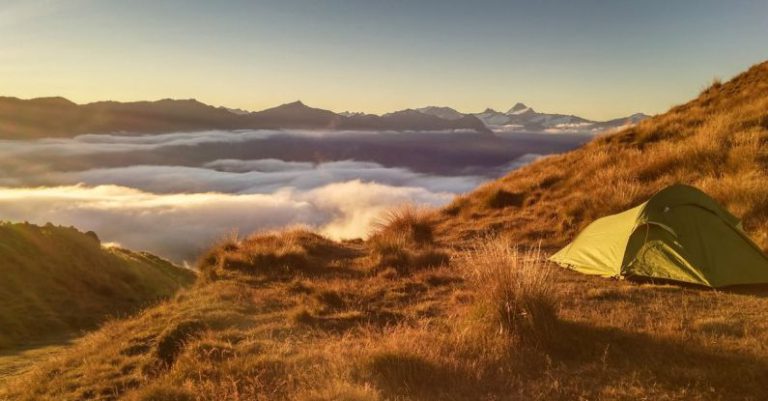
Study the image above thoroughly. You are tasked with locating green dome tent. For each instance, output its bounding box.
[549,184,768,288]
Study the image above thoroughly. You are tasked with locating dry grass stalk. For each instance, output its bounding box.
[460,236,559,342]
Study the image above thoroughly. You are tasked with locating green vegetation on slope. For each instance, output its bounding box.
[0,222,195,349]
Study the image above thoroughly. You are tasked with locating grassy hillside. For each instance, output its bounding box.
[439,61,768,251]
[0,222,195,349]
[3,62,768,400]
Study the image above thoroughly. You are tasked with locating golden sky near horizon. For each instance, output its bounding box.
[1,0,767,119]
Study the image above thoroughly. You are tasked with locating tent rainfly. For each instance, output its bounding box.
[549,184,768,288]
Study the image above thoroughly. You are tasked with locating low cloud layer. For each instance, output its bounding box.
[0,181,453,264]
[0,129,452,158]
[0,131,557,264]
[0,155,484,263]
[0,130,279,157]
[39,159,483,195]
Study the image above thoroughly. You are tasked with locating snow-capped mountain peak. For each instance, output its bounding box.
[472,103,649,134]
[507,102,533,115]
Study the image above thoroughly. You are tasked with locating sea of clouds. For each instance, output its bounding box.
[0,180,456,264]
[0,130,521,264]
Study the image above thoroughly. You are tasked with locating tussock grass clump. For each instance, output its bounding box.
[409,248,451,270]
[154,320,207,367]
[363,351,451,396]
[290,306,316,326]
[692,317,746,338]
[287,278,315,294]
[368,233,412,270]
[353,321,524,400]
[198,228,352,279]
[367,205,450,274]
[367,233,450,274]
[296,382,380,401]
[482,188,525,209]
[460,237,559,343]
[125,384,195,401]
[372,205,436,245]
[443,194,470,216]
[314,289,346,311]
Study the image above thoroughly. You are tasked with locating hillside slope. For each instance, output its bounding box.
[439,61,768,251]
[0,222,195,348]
[4,62,768,401]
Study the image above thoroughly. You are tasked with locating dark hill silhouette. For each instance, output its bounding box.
[340,109,491,133]
[0,97,491,139]
[246,100,342,129]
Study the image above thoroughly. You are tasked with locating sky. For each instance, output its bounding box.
[1,0,767,120]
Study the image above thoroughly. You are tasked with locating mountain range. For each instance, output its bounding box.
[419,102,649,133]
[0,96,646,139]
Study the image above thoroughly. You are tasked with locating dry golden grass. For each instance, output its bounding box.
[437,61,768,252]
[5,61,768,400]
[197,228,356,281]
[368,206,450,274]
[371,206,436,245]
[460,237,559,343]
[7,219,768,400]
[1,225,472,400]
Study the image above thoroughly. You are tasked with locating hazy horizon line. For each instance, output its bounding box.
[4,93,651,121]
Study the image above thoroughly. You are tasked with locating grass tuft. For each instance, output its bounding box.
[460,237,559,343]
[125,384,195,401]
[363,351,449,396]
[290,306,316,326]
[155,320,206,367]
[197,228,351,280]
[297,382,381,401]
[368,205,450,274]
[483,188,525,209]
[372,205,435,245]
